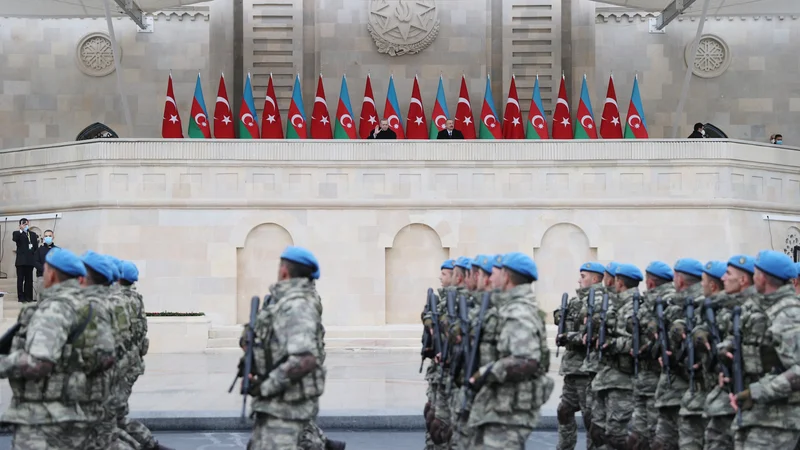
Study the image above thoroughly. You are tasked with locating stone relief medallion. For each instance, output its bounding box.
[785,226,800,259]
[368,0,439,56]
[76,32,119,77]
[684,34,730,79]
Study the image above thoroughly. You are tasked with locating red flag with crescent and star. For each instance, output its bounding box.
[359,75,378,140]
[161,73,183,138]
[310,74,332,139]
[286,74,307,139]
[552,75,573,139]
[624,75,649,139]
[406,76,428,139]
[213,74,234,138]
[600,75,623,139]
[502,76,525,139]
[383,76,405,139]
[187,74,211,139]
[261,74,283,139]
[455,75,476,139]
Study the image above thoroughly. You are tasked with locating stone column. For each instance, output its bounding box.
[562,0,596,112]
[209,0,236,102]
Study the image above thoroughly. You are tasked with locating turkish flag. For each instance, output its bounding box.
[552,75,573,139]
[261,74,283,139]
[406,76,428,139]
[161,73,183,138]
[454,76,476,139]
[213,74,234,138]
[310,74,332,139]
[600,75,623,139]
[359,75,379,139]
[502,76,525,139]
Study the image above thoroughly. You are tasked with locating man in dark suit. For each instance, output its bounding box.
[12,218,38,302]
[437,119,464,139]
[367,119,397,139]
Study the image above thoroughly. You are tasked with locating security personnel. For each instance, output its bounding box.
[628,261,675,450]
[467,252,553,449]
[730,250,800,449]
[555,261,605,450]
[702,255,754,450]
[0,247,114,449]
[652,258,704,450]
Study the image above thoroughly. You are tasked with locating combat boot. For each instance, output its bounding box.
[324,439,346,450]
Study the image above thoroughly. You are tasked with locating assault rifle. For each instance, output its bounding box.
[656,297,671,387]
[685,297,696,394]
[440,290,456,390]
[452,294,471,386]
[597,292,610,360]
[555,293,568,357]
[461,292,491,418]
[703,298,730,379]
[429,290,443,403]
[0,323,21,355]
[228,295,260,419]
[732,306,744,427]
[632,292,640,378]
[420,289,434,373]
[585,287,596,360]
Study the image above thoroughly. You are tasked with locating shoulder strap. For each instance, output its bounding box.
[68,303,94,343]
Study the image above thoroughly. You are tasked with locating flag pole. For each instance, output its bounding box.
[103,0,133,137]
[672,0,712,138]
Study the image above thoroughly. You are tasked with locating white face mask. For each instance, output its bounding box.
[700,129,705,136]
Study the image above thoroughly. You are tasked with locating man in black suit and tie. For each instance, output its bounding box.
[12,218,38,302]
[437,119,464,139]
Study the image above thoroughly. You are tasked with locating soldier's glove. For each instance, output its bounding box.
[736,389,754,410]
[556,334,568,347]
[429,419,451,445]
[553,310,562,325]
[694,331,710,353]
[670,323,686,343]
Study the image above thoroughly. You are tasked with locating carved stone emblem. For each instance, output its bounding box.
[368,0,439,56]
[76,32,119,77]
[684,34,730,79]
[785,226,800,259]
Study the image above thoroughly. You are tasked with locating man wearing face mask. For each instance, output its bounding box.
[771,133,783,145]
[11,218,38,303]
[33,230,57,301]
[688,123,706,139]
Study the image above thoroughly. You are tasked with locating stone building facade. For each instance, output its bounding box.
[1,0,798,149]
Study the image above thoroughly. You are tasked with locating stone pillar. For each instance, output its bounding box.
[562,0,596,112]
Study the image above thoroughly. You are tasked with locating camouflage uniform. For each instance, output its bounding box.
[421,287,447,450]
[467,283,554,449]
[652,282,703,450]
[630,282,675,449]
[592,286,637,449]
[676,295,710,450]
[580,285,611,450]
[248,278,326,450]
[701,286,752,450]
[555,283,604,450]
[0,279,116,450]
[732,284,800,449]
[448,288,479,450]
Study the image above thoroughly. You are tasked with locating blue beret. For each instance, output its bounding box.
[605,262,619,276]
[580,262,605,275]
[441,259,455,270]
[492,254,504,268]
[755,250,798,281]
[727,254,755,275]
[502,252,537,281]
[104,255,122,282]
[615,263,643,282]
[120,261,140,283]
[81,250,116,283]
[645,261,674,281]
[280,246,320,280]
[455,256,472,271]
[702,261,727,280]
[474,254,493,274]
[45,247,87,278]
[674,258,704,278]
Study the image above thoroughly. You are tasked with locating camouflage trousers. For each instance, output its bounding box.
[592,388,634,448]
[85,419,138,450]
[557,374,593,450]
[678,415,708,450]
[449,386,472,450]
[248,413,305,450]
[469,423,533,450]
[653,406,680,450]
[12,423,90,450]
[298,420,328,450]
[703,415,734,450]
[118,417,157,449]
[425,364,449,450]
[734,427,800,450]
[629,394,658,447]
[430,374,452,447]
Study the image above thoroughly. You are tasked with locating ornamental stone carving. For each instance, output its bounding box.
[368,0,439,56]
[76,32,119,77]
[684,34,731,79]
[785,226,800,259]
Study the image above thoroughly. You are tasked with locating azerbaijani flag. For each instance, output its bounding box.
[624,75,649,139]
[286,74,307,139]
[334,75,357,139]
[188,74,211,139]
[478,75,502,139]
[574,75,597,139]
[383,75,405,139]
[525,75,548,139]
[429,75,450,139]
[238,73,260,139]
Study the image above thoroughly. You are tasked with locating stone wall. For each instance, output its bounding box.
[595,13,800,142]
[2,139,799,327]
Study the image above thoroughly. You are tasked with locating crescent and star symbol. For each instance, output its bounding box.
[531,115,545,129]
[556,98,570,111]
[265,96,277,111]
[166,96,177,107]
[610,117,620,126]
[462,116,472,126]
[410,98,423,109]
[483,115,497,128]
[414,116,424,125]
[506,98,520,110]
[340,114,354,129]
[216,96,230,110]
[434,115,447,128]
[291,114,305,128]
[168,115,179,124]
[241,113,255,127]
[315,96,327,107]
[604,97,618,108]
[387,115,400,129]
[221,116,231,125]
[628,114,642,129]
[266,115,276,124]
[559,117,570,127]
[580,115,594,129]
[511,117,520,126]
[194,113,208,127]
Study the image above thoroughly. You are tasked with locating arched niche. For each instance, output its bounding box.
[533,223,597,321]
[236,223,294,323]
[385,223,449,324]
